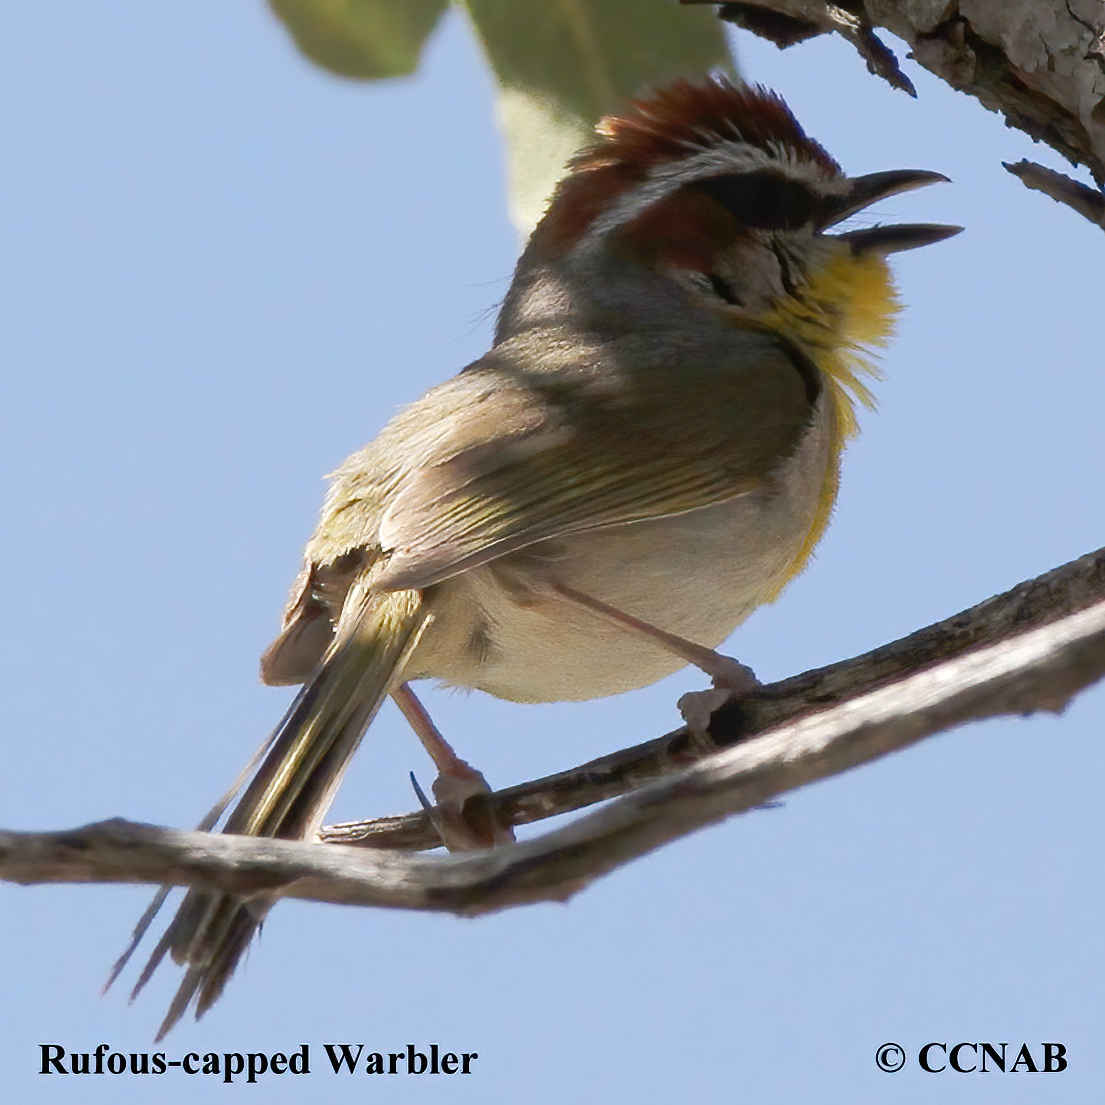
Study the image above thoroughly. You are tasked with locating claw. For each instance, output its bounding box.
[677,661,760,753]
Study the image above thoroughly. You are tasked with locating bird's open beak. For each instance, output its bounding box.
[822,169,963,254]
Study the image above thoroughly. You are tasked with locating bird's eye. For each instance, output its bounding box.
[707,273,742,306]
[694,170,816,230]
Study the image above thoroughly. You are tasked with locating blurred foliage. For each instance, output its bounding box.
[268,0,448,79]
[268,0,735,232]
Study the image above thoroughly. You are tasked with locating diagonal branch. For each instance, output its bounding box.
[3,552,1104,915]
[318,546,1105,851]
[1003,158,1105,226]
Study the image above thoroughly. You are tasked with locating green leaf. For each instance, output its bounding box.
[268,0,448,79]
[266,0,735,233]
[461,0,735,231]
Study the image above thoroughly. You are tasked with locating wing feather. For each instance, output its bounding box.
[374,327,817,590]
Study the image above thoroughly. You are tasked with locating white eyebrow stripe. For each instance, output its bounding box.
[582,141,847,245]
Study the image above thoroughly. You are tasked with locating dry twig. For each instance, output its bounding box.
[3,549,1103,914]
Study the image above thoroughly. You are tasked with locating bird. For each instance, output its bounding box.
[110,75,959,1037]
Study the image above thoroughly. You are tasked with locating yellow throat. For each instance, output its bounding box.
[760,250,901,595]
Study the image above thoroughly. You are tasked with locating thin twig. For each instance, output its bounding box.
[3,565,1103,915]
[319,546,1105,850]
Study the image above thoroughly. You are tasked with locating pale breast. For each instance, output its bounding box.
[408,402,835,704]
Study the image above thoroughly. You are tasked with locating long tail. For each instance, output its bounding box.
[108,584,427,1039]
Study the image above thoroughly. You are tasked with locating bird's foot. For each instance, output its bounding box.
[677,658,759,754]
[395,682,514,851]
[423,760,515,852]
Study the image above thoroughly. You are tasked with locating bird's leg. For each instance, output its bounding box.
[391,682,514,850]
[549,581,759,750]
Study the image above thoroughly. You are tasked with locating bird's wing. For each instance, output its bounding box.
[372,328,818,592]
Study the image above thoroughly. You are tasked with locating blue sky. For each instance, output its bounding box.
[2,4,1102,1102]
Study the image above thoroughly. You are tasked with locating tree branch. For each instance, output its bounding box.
[317,546,1105,851]
[1003,157,1105,226]
[3,550,1104,915]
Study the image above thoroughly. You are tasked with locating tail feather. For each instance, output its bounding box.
[110,585,427,1037]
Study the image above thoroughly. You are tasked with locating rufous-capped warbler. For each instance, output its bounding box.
[113,76,959,1036]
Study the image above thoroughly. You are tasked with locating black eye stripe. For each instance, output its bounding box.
[693,170,817,230]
